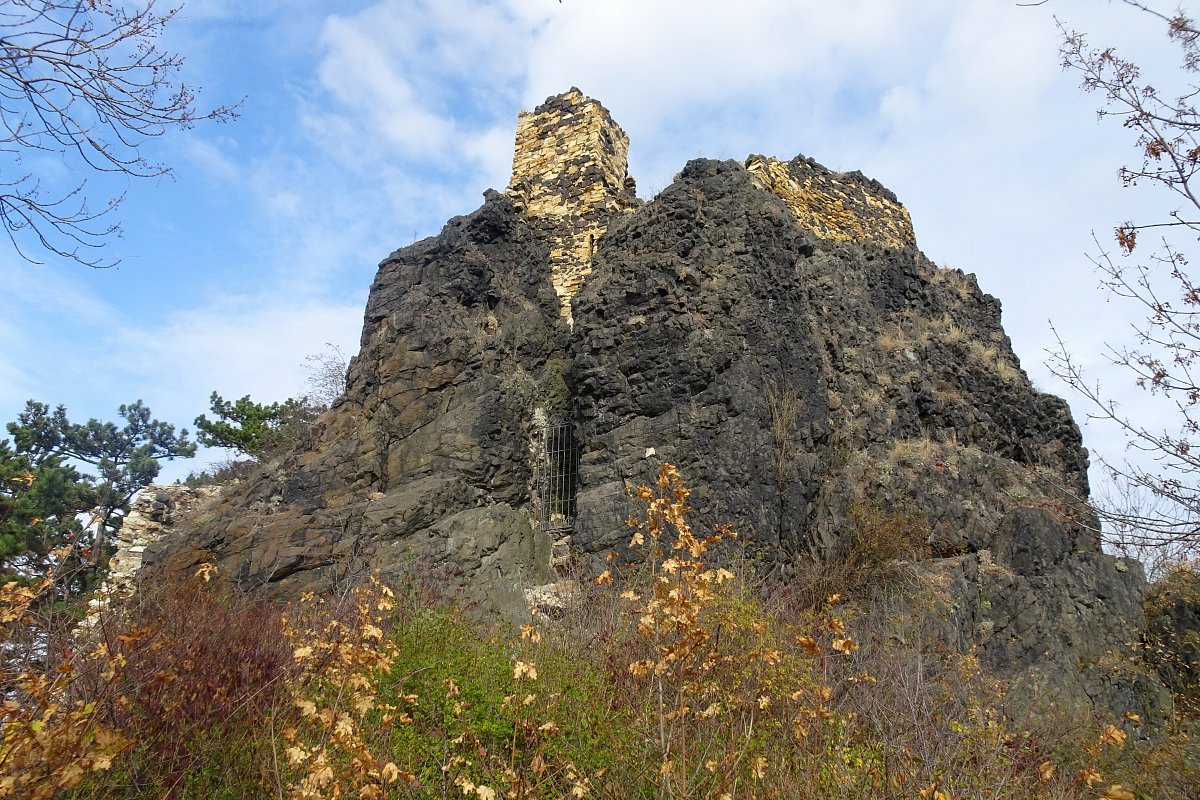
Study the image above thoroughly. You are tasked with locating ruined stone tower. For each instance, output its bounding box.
[506,88,638,321]
[503,89,918,323]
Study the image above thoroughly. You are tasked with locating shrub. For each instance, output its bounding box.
[0,557,126,800]
[784,500,930,612]
[1144,560,1200,716]
[67,563,295,798]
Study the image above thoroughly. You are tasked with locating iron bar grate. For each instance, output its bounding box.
[536,416,577,532]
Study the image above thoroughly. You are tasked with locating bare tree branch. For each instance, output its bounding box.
[1046,3,1200,562]
[0,0,238,267]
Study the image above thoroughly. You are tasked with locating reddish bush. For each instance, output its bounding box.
[75,567,295,793]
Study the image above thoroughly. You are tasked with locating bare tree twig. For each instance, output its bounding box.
[1047,2,1200,562]
[0,0,238,267]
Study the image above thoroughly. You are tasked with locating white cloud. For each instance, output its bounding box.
[0,314,34,415]
[461,123,518,191]
[182,137,242,182]
[2,265,115,327]
[305,0,535,172]
[109,297,363,411]
[316,16,456,157]
[266,189,305,218]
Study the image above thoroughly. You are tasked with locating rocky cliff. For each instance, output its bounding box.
[149,89,1166,720]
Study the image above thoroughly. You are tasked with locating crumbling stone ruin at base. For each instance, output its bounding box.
[139,88,1179,724]
[746,154,916,251]
[85,484,222,623]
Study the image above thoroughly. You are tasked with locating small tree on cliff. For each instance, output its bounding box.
[0,0,238,267]
[194,392,321,462]
[1048,0,1200,563]
[303,342,349,408]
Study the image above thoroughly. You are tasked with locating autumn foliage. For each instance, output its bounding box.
[0,465,1195,798]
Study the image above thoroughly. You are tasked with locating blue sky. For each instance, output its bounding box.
[0,0,1182,484]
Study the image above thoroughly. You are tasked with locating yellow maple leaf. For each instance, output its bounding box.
[792,713,810,738]
[795,635,820,656]
[832,636,858,654]
[311,765,334,787]
[1099,724,1127,749]
[54,762,85,789]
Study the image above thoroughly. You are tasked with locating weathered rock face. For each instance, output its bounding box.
[149,89,1162,715]
[940,508,1171,725]
[155,193,566,621]
[567,156,1097,564]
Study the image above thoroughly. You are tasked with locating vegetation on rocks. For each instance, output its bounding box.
[2,465,1196,799]
[193,392,323,462]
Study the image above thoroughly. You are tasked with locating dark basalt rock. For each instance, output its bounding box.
[150,192,566,622]
[569,159,1094,564]
[148,140,1164,718]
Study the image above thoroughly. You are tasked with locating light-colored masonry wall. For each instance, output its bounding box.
[505,93,915,324]
[84,484,222,623]
[506,88,638,322]
[746,155,916,251]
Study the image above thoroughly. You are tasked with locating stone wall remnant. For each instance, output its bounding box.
[506,87,638,322]
[746,154,916,250]
[85,484,222,622]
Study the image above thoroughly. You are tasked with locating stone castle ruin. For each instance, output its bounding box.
[503,88,917,320]
[143,89,1172,722]
[506,88,638,321]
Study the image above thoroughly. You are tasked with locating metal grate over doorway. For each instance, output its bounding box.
[535,416,577,532]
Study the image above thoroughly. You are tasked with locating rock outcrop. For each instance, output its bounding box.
[147,89,1165,716]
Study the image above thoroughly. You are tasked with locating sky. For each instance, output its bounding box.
[0,0,1186,490]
